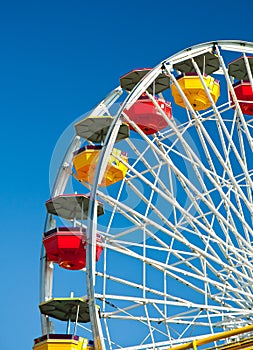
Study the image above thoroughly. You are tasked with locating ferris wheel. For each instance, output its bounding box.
[34,40,253,350]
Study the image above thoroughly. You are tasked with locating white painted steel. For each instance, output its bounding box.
[41,41,253,349]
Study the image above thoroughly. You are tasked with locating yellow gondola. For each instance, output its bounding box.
[73,145,128,187]
[171,73,220,111]
[33,335,94,350]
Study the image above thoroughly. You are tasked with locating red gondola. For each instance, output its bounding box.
[43,227,103,270]
[123,94,172,135]
[228,56,253,115]
[231,81,253,115]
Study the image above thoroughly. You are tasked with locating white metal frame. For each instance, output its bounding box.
[40,40,253,349]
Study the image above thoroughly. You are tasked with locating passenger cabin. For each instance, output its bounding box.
[230,81,253,115]
[228,56,253,115]
[43,227,103,270]
[33,334,94,350]
[123,94,172,134]
[35,298,95,349]
[73,145,128,187]
[171,73,220,111]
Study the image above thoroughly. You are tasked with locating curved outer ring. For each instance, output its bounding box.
[40,40,253,349]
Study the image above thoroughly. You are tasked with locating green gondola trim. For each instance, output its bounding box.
[39,297,91,323]
[173,51,220,75]
[46,194,104,220]
[75,116,129,143]
[228,56,253,80]
[120,69,170,94]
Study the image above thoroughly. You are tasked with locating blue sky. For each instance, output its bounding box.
[1,0,253,349]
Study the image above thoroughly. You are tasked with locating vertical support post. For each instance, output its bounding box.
[74,304,80,336]
[86,197,106,350]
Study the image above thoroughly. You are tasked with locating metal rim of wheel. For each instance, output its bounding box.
[40,40,253,350]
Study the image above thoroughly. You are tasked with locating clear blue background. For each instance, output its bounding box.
[1,0,253,348]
